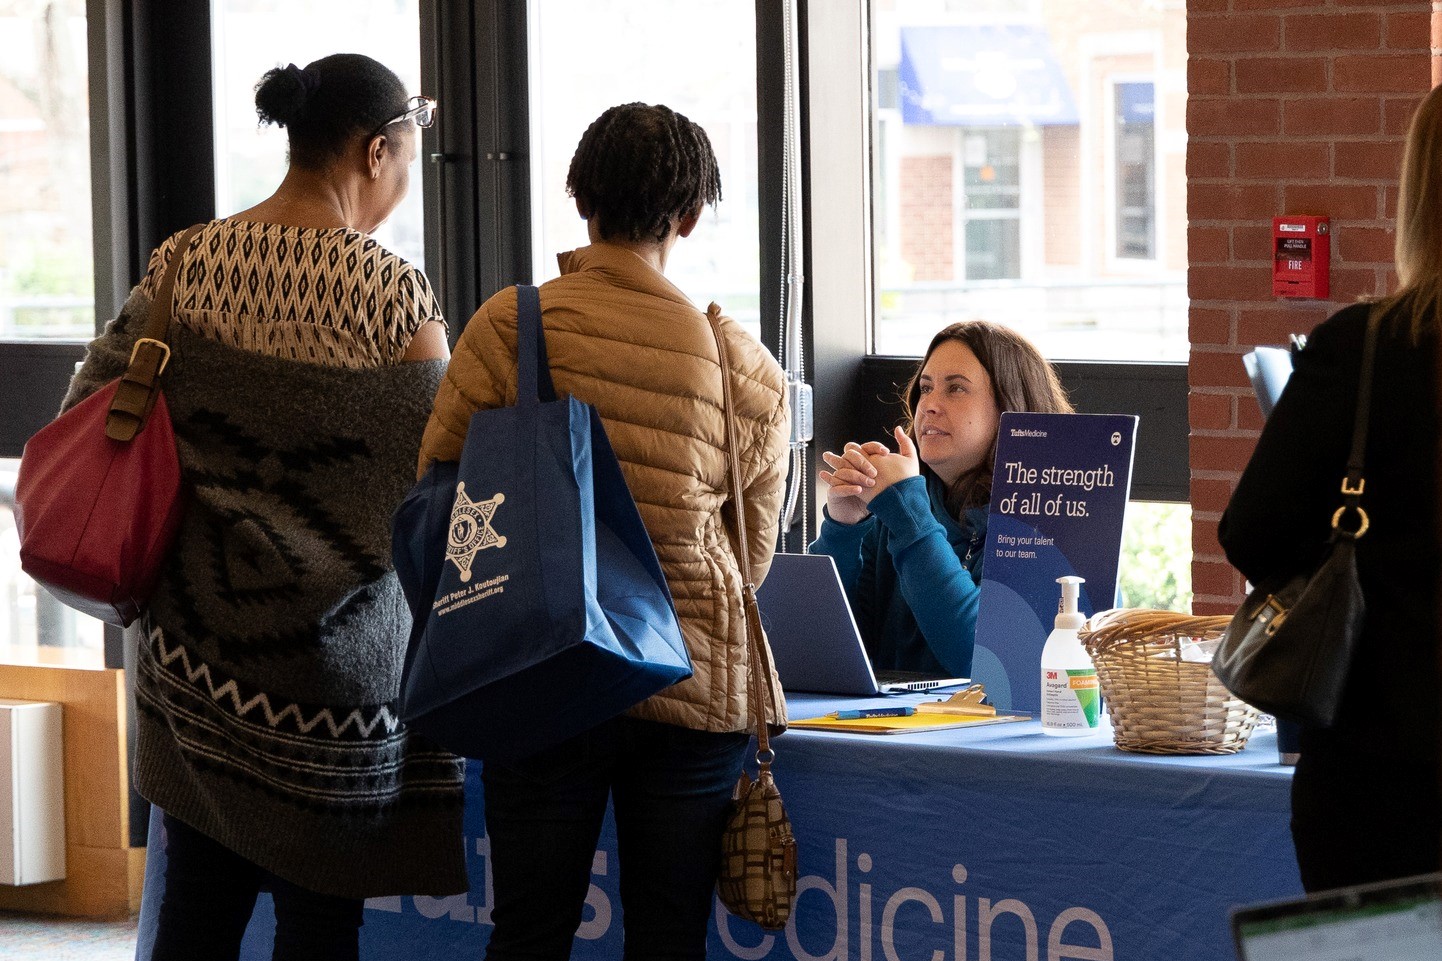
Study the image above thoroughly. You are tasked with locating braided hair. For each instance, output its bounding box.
[254,53,408,170]
[566,103,722,244]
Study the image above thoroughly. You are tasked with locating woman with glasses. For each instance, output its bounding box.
[60,54,458,961]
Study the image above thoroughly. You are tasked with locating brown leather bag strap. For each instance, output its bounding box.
[705,308,777,763]
[106,223,207,441]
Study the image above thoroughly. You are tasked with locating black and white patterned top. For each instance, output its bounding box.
[139,219,443,369]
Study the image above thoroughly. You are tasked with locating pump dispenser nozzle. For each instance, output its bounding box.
[1054,575,1085,630]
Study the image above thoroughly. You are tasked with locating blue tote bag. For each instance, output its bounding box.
[392,285,692,760]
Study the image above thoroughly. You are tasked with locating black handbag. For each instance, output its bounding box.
[1212,308,1379,728]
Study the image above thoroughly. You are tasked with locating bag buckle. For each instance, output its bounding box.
[129,337,171,375]
[1330,505,1369,538]
[1261,595,1289,637]
[1339,477,1364,497]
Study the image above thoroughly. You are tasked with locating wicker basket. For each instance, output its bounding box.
[1079,609,1259,755]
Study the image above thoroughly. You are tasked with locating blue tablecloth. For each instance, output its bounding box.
[138,693,1302,961]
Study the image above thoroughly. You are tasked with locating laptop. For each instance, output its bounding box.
[755,552,971,695]
[1231,872,1442,961]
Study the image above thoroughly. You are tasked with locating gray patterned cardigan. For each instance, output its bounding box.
[64,289,466,898]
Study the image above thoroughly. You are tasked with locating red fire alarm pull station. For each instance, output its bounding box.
[1273,216,1330,299]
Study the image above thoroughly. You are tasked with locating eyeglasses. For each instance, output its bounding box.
[369,96,437,140]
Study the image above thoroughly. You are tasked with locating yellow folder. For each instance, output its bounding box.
[789,711,1027,735]
[790,685,1029,735]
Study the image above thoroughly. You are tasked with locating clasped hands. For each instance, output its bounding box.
[818,426,919,525]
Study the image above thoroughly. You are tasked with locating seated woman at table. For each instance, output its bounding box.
[811,321,1071,681]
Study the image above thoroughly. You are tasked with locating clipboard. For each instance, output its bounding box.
[790,685,1030,735]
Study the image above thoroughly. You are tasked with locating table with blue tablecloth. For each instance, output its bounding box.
[137,693,1302,961]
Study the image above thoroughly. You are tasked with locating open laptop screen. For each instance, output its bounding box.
[1232,873,1442,961]
[755,553,969,695]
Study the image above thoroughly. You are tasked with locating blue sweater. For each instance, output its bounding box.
[810,474,986,677]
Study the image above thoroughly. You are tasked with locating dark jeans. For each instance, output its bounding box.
[151,813,365,961]
[482,716,748,961]
[1291,737,1442,892]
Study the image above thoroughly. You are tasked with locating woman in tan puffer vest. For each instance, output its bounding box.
[418,102,790,961]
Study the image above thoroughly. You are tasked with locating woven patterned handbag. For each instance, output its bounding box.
[719,760,797,929]
[707,311,797,931]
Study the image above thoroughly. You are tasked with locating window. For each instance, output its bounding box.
[210,0,425,267]
[0,2,104,664]
[960,128,1022,280]
[1114,81,1156,260]
[1118,501,1191,610]
[870,0,1186,361]
[0,0,93,341]
[527,0,760,335]
[809,2,1189,512]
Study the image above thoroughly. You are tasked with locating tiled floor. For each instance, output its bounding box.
[0,911,138,961]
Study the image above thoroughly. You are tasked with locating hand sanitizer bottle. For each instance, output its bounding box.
[1041,575,1101,736]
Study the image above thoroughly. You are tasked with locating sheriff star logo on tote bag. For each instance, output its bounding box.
[391,285,692,761]
[447,483,507,581]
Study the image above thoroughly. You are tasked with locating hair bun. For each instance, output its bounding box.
[254,63,311,128]
[249,53,408,170]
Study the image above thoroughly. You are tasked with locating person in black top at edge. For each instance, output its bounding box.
[1219,84,1442,893]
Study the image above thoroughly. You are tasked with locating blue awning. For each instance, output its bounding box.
[899,25,1079,127]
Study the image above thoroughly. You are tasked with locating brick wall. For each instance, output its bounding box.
[1043,125,1081,267]
[900,154,954,281]
[1187,1,1433,615]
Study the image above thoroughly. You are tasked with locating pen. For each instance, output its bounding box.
[831,707,917,720]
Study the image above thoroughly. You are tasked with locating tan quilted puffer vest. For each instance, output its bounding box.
[418,244,790,732]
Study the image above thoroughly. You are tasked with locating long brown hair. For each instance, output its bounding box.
[1387,83,1442,341]
[901,321,1072,513]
